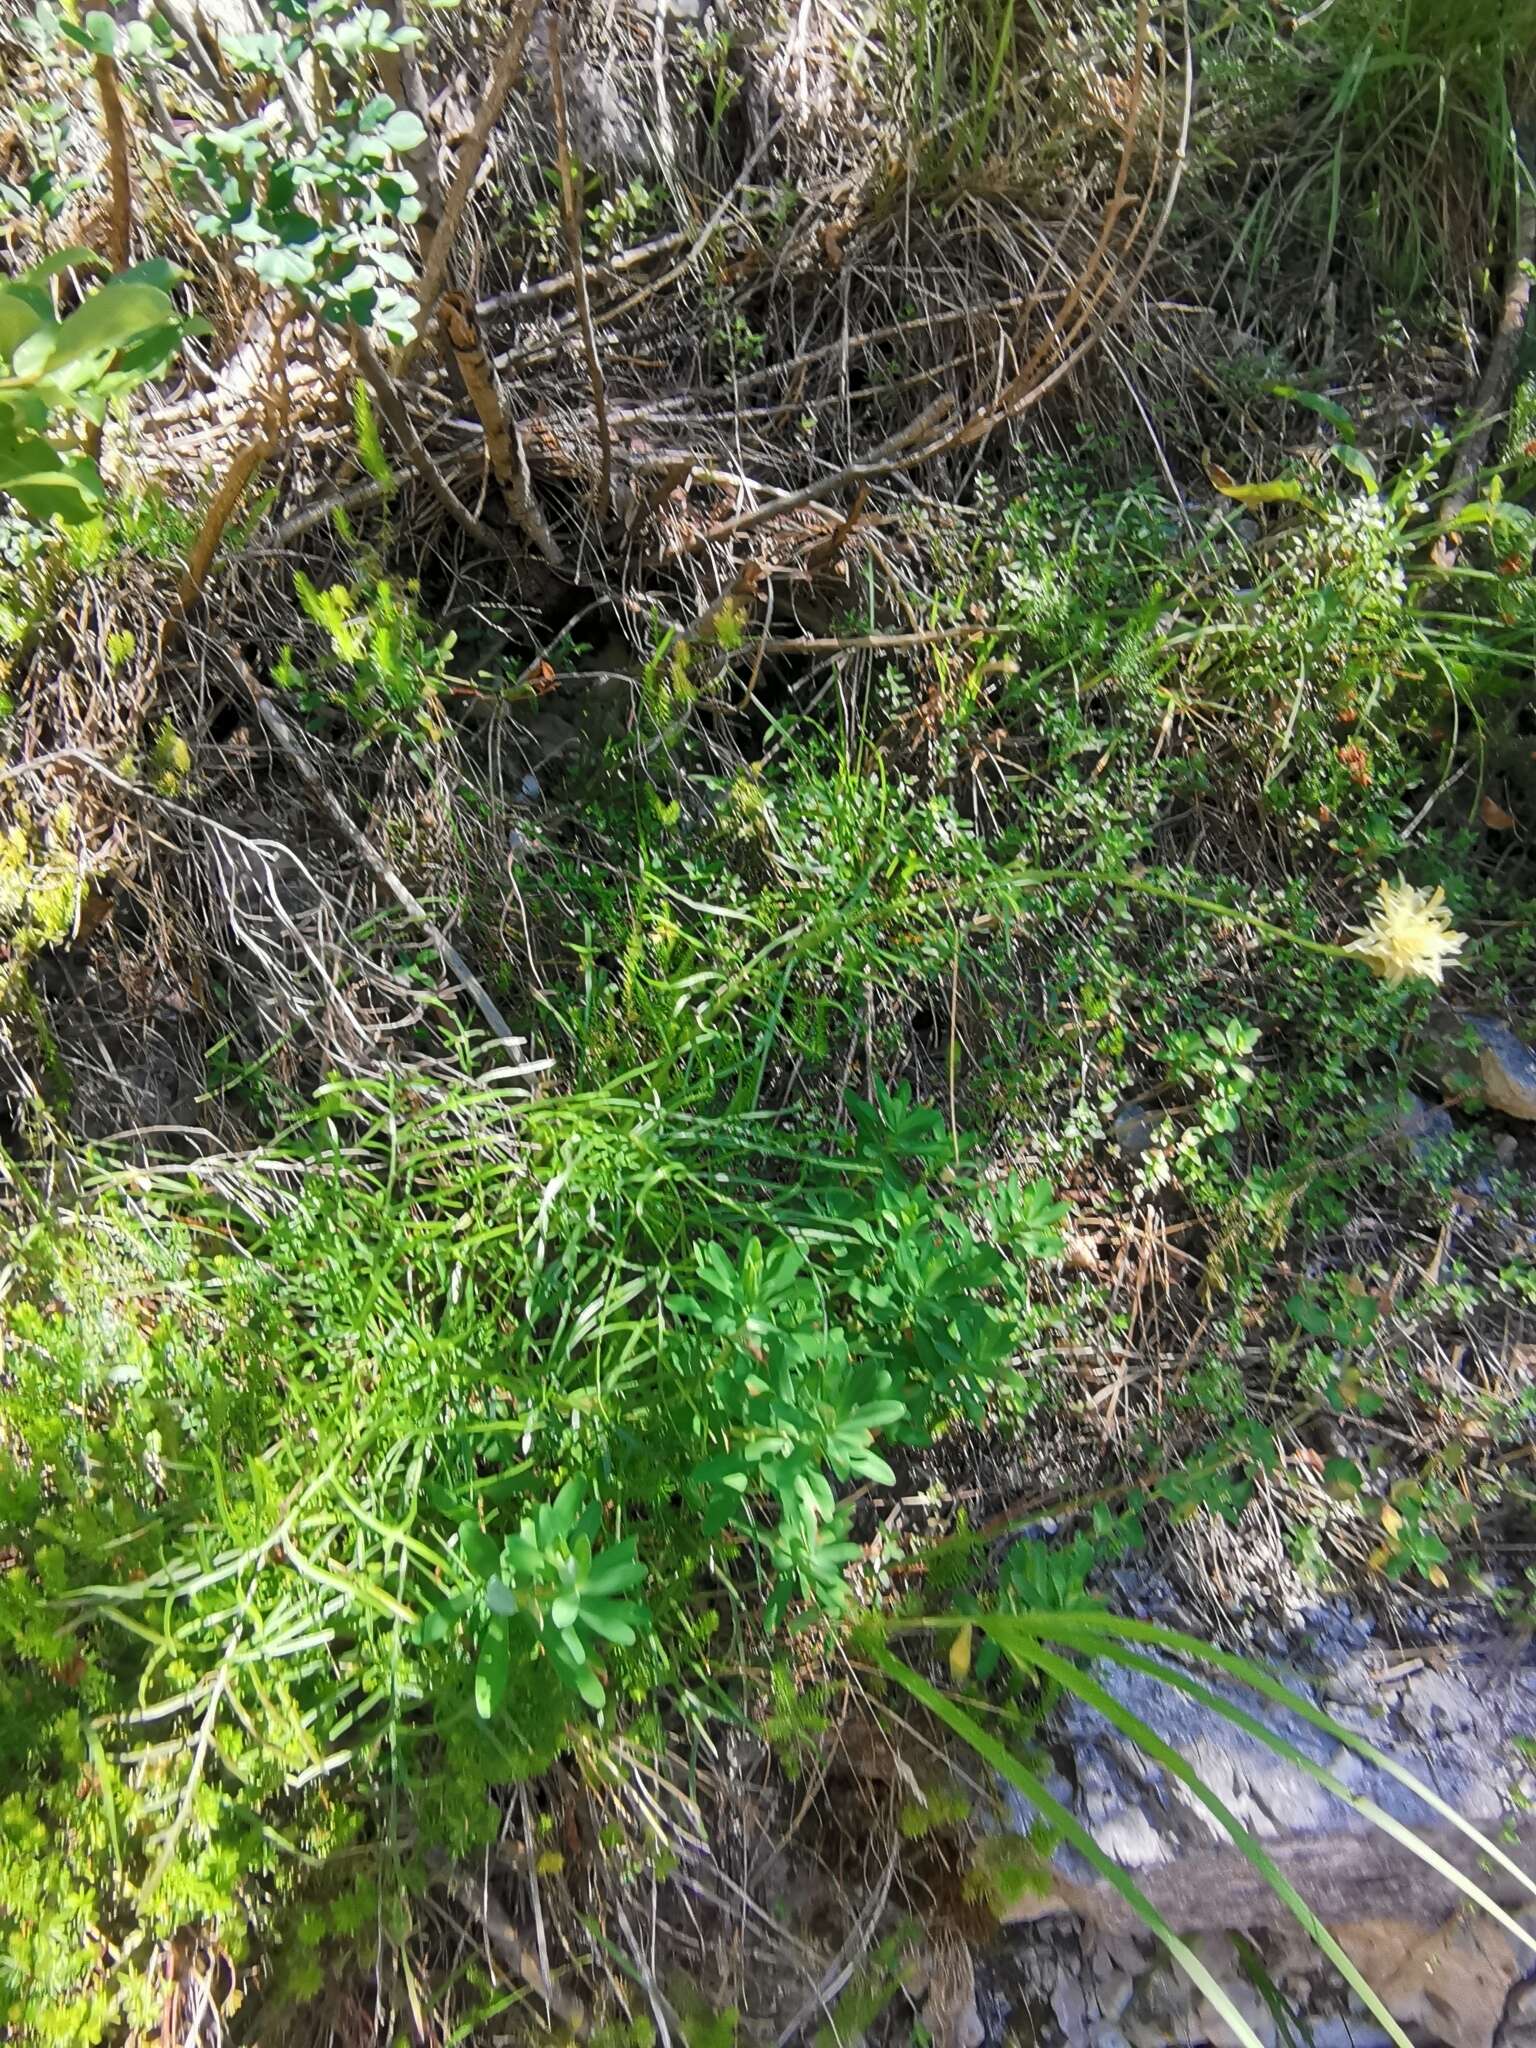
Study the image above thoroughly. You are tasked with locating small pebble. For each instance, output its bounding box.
[1051,1968,1089,2043]
[1111,1103,1164,1158]
[1097,1973,1134,2022]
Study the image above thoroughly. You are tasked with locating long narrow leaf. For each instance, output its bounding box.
[997,1632,1414,2048]
[1051,1630,1536,1957]
[1028,1610,1536,1919]
[870,1642,1271,2048]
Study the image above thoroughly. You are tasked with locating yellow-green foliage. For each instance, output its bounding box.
[897,1782,972,1838]
[962,1829,1057,1917]
[148,719,192,796]
[0,807,81,962]
[641,629,695,728]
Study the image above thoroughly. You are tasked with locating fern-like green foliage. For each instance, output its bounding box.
[352,374,394,491]
[0,1064,1067,2033]
[286,569,452,747]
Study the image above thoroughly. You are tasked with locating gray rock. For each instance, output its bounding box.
[1307,2022,1394,2048]
[1086,1929,1154,1981]
[1051,1964,1090,2042]
[1298,1602,1375,1676]
[1112,1103,1165,1158]
[1122,1960,1199,2047]
[1004,1637,1536,1935]
[1098,1973,1135,2022]
[1434,1015,1536,1121]
[1385,1090,1455,1157]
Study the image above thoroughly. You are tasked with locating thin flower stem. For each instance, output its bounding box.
[1001,865,1347,963]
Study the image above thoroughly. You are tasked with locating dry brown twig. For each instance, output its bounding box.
[378,2,445,249]
[476,228,692,318]
[355,328,514,558]
[79,43,135,470]
[161,312,296,655]
[94,49,132,271]
[441,1868,588,2035]
[402,0,541,372]
[439,291,564,567]
[547,0,613,520]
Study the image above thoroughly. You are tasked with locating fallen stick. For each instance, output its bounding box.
[439,1869,587,2035]
[95,50,133,271]
[439,291,564,566]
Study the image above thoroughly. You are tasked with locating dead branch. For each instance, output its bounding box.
[377,9,444,250]
[669,396,954,558]
[403,0,541,368]
[476,228,691,317]
[548,1,612,519]
[938,1,1192,457]
[440,1869,587,2035]
[252,477,395,551]
[217,637,531,1055]
[175,423,276,615]
[353,329,513,558]
[439,291,564,567]
[802,482,869,576]
[754,625,1027,656]
[94,51,132,272]
[490,118,786,379]
[1013,0,1151,387]
[167,316,297,626]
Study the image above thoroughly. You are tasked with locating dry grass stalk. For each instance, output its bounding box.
[217,637,532,1057]
[547,1,612,520]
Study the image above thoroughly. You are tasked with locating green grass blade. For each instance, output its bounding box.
[869,1641,1271,2048]
[1024,1611,1536,1929]
[994,1631,1414,2048]
[1050,1631,1536,1957]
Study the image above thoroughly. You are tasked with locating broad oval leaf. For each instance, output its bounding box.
[15,283,176,379]
[474,1618,511,1718]
[456,1519,499,1581]
[415,1588,472,1646]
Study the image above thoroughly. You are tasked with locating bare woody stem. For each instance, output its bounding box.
[95,52,133,272]
[401,0,540,371]
[84,48,134,467]
[548,0,612,520]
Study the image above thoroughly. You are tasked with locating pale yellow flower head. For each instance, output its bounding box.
[1345,876,1467,987]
